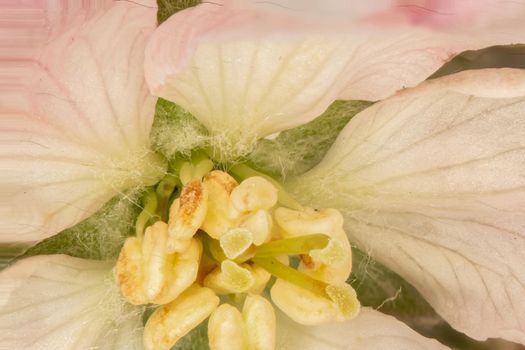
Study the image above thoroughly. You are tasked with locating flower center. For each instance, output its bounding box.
[116,158,360,350]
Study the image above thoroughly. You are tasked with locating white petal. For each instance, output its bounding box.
[0,1,165,246]
[0,254,142,349]
[276,307,449,350]
[145,1,525,160]
[289,69,525,343]
[146,4,361,159]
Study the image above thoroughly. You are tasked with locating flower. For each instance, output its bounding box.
[2,1,525,349]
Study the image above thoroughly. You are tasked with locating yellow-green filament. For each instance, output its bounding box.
[135,190,159,239]
[155,174,178,221]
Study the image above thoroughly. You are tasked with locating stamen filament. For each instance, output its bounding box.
[252,257,328,298]
[135,190,159,239]
[190,149,213,164]
[229,163,303,211]
[254,234,330,258]
[168,157,186,175]
[179,152,214,184]
[156,174,179,221]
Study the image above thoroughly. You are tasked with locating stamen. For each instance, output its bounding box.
[155,174,178,221]
[244,264,271,294]
[180,159,214,184]
[230,176,278,212]
[142,222,169,299]
[254,234,330,258]
[242,295,276,350]
[201,171,239,239]
[220,228,253,259]
[167,179,208,253]
[204,260,255,294]
[240,209,272,245]
[309,239,347,266]
[116,223,202,306]
[325,284,360,319]
[208,304,247,350]
[229,163,303,210]
[135,190,158,239]
[143,285,219,350]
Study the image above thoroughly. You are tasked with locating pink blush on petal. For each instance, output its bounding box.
[360,0,520,31]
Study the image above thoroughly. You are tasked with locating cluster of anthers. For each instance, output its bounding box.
[116,158,360,350]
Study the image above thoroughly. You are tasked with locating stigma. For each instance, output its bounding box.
[116,162,360,350]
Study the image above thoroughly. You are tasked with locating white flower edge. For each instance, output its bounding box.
[289,68,525,344]
[0,254,143,349]
[0,0,165,247]
[277,307,449,350]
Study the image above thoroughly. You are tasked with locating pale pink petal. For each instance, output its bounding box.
[289,69,525,343]
[339,0,525,101]
[371,1,524,30]
[0,254,143,349]
[0,1,165,247]
[145,2,367,159]
[144,1,525,160]
[277,307,449,350]
[0,0,111,111]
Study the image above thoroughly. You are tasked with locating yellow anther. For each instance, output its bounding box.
[208,304,247,350]
[143,285,219,350]
[179,159,214,185]
[310,239,346,266]
[243,294,276,350]
[116,221,202,306]
[202,171,240,239]
[205,170,238,193]
[116,236,146,305]
[204,260,255,294]
[240,209,272,246]
[274,207,343,238]
[270,279,359,325]
[208,296,276,350]
[325,284,360,319]
[220,228,253,259]
[153,238,203,305]
[303,238,352,284]
[230,176,278,212]
[142,222,170,299]
[274,207,352,283]
[167,179,208,253]
[245,264,271,294]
